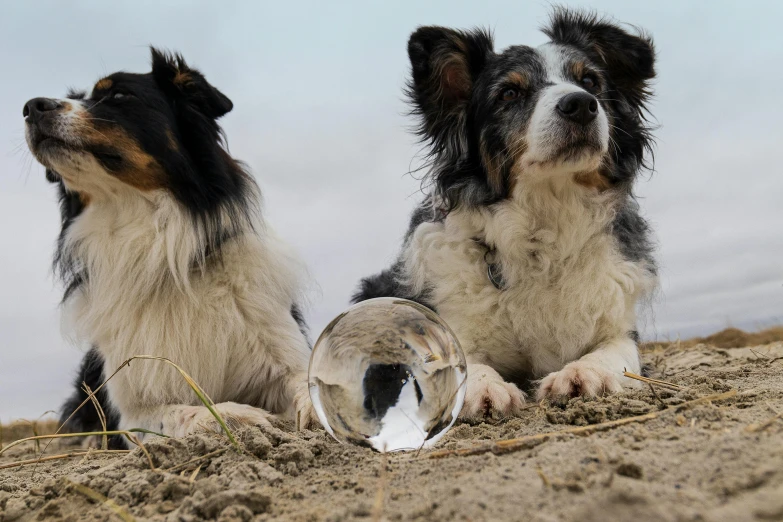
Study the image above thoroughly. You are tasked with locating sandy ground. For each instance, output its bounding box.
[1,334,782,522]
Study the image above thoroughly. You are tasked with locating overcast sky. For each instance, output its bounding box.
[1,0,781,421]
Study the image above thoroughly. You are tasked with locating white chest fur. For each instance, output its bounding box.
[61,189,310,419]
[401,183,655,380]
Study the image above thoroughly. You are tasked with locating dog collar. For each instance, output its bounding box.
[478,241,505,290]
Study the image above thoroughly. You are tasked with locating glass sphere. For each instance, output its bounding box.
[308,298,467,452]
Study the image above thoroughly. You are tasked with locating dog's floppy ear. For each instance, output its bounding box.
[407,26,494,153]
[45,168,61,183]
[151,47,233,119]
[544,9,655,102]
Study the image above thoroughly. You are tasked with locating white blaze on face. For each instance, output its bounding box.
[25,97,88,165]
[24,98,88,147]
[522,43,609,172]
[25,98,123,194]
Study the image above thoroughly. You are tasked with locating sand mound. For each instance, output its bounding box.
[642,326,783,350]
[2,339,782,521]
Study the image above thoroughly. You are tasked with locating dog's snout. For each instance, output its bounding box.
[23,97,62,123]
[556,92,598,126]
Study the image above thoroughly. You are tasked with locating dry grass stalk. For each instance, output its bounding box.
[54,359,133,448]
[31,421,41,454]
[0,430,159,457]
[623,370,682,390]
[0,419,59,448]
[125,433,157,471]
[67,479,137,522]
[40,354,239,466]
[427,389,737,459]
[746,403,782,433]
[82,382,108,450]
[3,412,58,453]
[0,430,158,471]
[188,464,203,483]
[648,383,666,407]
[536,466,551,488]
[0,450,129,470]
[35,358,136,467]
[745,413,783,433]
[124,356,240,450]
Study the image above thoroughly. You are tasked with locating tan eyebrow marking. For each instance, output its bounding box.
[570,61,586,80]
[95,78,113,91]
[505,72,529,89]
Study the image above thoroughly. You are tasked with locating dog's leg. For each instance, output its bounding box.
[288,373,319,430]
[122,402,274,440]
[460,362,526,422]
[121,376,319,439]
[536,336,641,400]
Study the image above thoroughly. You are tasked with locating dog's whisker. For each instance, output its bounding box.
[607,123,632,138]
[79,117,117,124]
[71,123,112,142]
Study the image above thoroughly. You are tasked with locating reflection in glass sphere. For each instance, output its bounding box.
[308,298,467,452]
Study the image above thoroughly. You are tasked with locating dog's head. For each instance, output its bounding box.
[407,9,656,209]
[24,48,250,216]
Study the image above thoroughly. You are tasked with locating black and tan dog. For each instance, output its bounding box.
[24,49,315,443]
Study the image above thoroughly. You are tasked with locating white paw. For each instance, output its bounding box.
[166,402,272,438]
[536,360,623,401]
[460,364,526,422]
[293,381,319,431]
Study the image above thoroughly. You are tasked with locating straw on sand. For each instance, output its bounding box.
[427,389,737,459]
[2,354,241,473]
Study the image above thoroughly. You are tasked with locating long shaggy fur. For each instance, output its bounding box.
[25,48,314,441]
[355,9,659,419]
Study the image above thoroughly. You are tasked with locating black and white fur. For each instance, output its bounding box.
[354,10,657,420]
[24,49,316,442]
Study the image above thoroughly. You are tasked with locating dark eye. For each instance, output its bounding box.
[500,88,521,102]
[112,92,126,99]
[581,74,598,90]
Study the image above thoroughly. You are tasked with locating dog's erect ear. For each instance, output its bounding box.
[407,26,494,151]
[544,9,655,101]
[150,47,233,119]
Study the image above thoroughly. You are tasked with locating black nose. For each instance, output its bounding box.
[556,92,598,126]
[23,97,62,123]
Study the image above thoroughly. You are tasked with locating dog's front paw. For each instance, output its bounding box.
[293,383,319,431]
[460,364,526,422]
[166,402,272,438]
[536,360,623,401]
